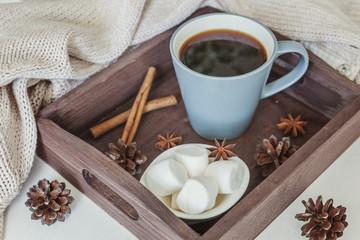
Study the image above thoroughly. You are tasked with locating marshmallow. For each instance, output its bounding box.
[176,176,218,214]
[146,159,188,197]
[171,192,180,210]
[204,160,242,194]
[174,145,209,177]
[207,196,216,211]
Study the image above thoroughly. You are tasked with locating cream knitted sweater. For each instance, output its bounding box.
[0,0,359,238]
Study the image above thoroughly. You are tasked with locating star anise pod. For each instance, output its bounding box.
[277,113,308,137]
[255,135,297,177]
[155,132,182,151]
[295,196,348,240]
[207,138,237,161]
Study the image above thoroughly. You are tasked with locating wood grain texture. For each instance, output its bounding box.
[36,7,360,240]
[82,169,139,220]
[270,51,360,119]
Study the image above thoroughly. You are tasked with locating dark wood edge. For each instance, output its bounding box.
[82,169,140,220]
[202,96,360,240]
[37,118,200,240]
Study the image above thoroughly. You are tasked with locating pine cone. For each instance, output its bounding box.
[255,135,297,177]
[105,138,147,175]
[25,179,74,226]
[295,196,348,240]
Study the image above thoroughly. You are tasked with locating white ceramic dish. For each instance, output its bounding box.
[140,144,250,223]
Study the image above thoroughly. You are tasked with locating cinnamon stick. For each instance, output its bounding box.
[90,95,177,138]
[121,66,156,143]
[126,85,151,145]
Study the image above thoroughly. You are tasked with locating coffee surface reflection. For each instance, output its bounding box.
[180,29,267,77]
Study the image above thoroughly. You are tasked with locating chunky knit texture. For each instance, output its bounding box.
[1,0,360,237]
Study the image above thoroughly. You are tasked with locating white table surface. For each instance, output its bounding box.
[4,137,360,240]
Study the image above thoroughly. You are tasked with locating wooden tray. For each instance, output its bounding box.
[36,7,360,240]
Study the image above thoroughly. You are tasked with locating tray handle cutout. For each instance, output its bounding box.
[82,169,139,220]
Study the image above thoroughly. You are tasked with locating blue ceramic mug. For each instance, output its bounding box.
[170,13,309,140]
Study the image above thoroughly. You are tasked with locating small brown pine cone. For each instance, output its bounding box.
[105,138,147,175]
[25,179,74,226]
[295,196,348,240]
[255,135,297,177]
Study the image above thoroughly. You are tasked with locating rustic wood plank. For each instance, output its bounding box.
[82,169,139,220]
[202,96,360,240]
[268,33,360,119]
[37,118,200,240]
[275,53,359,118]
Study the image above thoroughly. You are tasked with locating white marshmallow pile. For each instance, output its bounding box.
[145,145,242,215]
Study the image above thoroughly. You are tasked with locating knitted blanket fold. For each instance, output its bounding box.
[1,0,360,238]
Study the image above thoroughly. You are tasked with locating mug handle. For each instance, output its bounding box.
[260,41,309,99]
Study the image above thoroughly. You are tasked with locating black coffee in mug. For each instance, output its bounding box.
[179,29,267,77]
